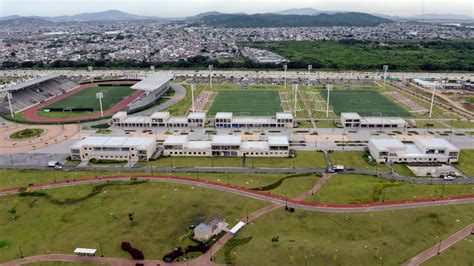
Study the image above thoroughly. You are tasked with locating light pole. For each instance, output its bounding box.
[96,92,104,118]
[382,65,389,90]
[293,84,298,116]
[88,66,94,84]
[150,65,155,73]
[283,64,288,89]
[429,83,437,121]
[191,84,195,112]
[307,65,312,90]
[6,92,14,119]
[208,65,213,89]
[325,84,333,118]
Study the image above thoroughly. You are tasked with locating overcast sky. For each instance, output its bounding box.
[1,0,473,17]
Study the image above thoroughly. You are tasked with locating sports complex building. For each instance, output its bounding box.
[111,111,294,128]
[163,135,290,157]
[368,137,459,164]
[339,112,408,129]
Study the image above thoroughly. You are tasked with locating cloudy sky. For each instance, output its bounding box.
[1,0,473,17]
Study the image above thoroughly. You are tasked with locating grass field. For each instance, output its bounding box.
[208,90,282,116]
[455,150,474,177]
[0,182,268,263]
[319,90,411,117]
[309,174,474,204]
[423,234,474,266]
[329,151,390,173]
[41,86,135,113]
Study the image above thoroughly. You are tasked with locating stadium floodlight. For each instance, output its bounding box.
[96,92,104,118]
[307,65,312,89]
[6,92,13,119]
[209,65,213,89]
[325,84,333,118]
[283,64,288,88]
[382,65,389,90]
[191,84,195,112]
[150,65,155,72]
[293,84,298,116]
[428,83,438,120]
[88,66,94,84]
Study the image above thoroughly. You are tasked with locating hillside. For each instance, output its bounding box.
[194,12,392,27]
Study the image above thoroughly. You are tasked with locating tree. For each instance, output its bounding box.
[128,212,134,223]
[8,207,17,219]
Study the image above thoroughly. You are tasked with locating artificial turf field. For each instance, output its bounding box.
[208,90,282,116]
[319,90,412,117]
[42,86,135,112]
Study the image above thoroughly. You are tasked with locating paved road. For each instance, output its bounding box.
[2,175,474,213]
[401,223,474,266]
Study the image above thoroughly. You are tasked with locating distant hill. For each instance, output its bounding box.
[408,13,473,21]
[46,9,149,22]
[194,12,393,27]
[0,17,54,27]
[275,8,325,16]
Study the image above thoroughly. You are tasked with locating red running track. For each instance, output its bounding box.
[2,175,474,212]
[21,84,144,123]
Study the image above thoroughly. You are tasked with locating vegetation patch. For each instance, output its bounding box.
[0,241,10,249]
[250,173,317,191]
[9,128,44,140]
[223,236,253,264]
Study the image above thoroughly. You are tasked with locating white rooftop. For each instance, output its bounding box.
[268,136,289,146]
[415,138,458,151]
[215,112,233,119]
[72,136,155,149]
[233,117,275,124]
[276,112,294,120]
[341,112,362,119]
[112,111,127,119]
[163,135,188,145]
[241,141,269,151]
[369,138,406,150]
[74,248,97,254]
[230,221,246,234]
[167,117,188,124]
[151,112,170,119]
[131,72,173,91]
[185,141,212,149]
[362,117,406,124]
[212,135,242,146]
[2,74,61,92]
[187,112,206,120]
[123,116,149,123]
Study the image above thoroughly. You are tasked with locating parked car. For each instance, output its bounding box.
[443,175,455,181]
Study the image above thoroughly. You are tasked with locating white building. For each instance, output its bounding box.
[214,112,293,128]
[70,136,157,162]
[112,111,206,128]
[340,112,407,129]
[163,135,290,157]
[368,137,459,164]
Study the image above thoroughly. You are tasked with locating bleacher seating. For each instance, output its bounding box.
[0,78,78,114]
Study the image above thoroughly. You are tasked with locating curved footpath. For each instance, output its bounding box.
[2,175,474,213]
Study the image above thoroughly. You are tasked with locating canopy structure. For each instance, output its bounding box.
[1,74,61,92]
[131,72,174,92]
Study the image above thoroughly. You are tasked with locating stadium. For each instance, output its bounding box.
[0,72,174,123]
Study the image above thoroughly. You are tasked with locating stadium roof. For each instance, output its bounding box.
[131,72,174,92]
[2,74,61,92]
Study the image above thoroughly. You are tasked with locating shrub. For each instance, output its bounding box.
[121,242,144,260]
[163,247,184,262]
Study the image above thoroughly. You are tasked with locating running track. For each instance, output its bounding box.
[2,175,474,213]
[21,83,144,123]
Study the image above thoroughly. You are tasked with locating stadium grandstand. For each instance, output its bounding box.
[127,72,174,112]
[0,74,78,115]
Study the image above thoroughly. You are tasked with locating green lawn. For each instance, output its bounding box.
[8,128,44,140]
[0,182,268,264]
[213,204,474,265]
[392,163,416,177]
[455,150,474,177]
[309,174,474,204]
[320,90,411,117]
[42,86,135,113]
[423,234,474,266]
[138,151,326,169]
[329,151,390,173]
[208,90,282,116]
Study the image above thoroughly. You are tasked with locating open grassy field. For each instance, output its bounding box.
[308,174,474,204]
[392,163,416,177]
[319,90,411,117]
[42,86,135,113]
[455,150,474,177]
[0,182,268,263]
[213,204,474,265]
[208,90,282,116]
[137,151,327,169]
[329,151,390,173]
[423,234,474,266]
[247,40,474,71]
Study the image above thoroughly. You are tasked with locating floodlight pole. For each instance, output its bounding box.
[191,84,195,112]
[307,65,312,90]
[283,64,288,89]
[88,66,94,84]
[6,92,14,119]
[383,65,389,90]
[429,84,437,120]
[326,84,332,118]
[150,65,155,73]
[96,92,104,118]
[294,85,298,116]
[208,65,213,89]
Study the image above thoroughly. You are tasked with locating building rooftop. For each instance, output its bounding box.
[187,112,206,120]
[151,112,170,119]
[212,135,242,146]
[2,74,61,92]
[341,112,362,120]
[215,112,233,119]
[163,135,188,145]
[131,72,174,91]
[369,138,406,150]
[415,138,459,151]
[185,141,211,149]
[241,141,269,151]
[72,136,155,149]
[268,136,289,146]
[123,116,149,123]
[276,112,294,120]
[167,117,188,124]
[112,111,127,119]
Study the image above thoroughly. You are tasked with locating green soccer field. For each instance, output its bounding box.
[208,90,283,116]
[43,86,135,112]
[320,90,411,117]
